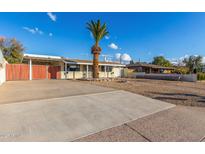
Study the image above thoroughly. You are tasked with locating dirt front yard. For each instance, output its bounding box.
[81,78,205,107]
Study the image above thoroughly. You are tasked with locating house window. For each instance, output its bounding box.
[101,66,105,72]
[83,65,86,71]
[99,66,112,72]
[83,65,92,71]
[107,66,113,72]
[67,64,80,71]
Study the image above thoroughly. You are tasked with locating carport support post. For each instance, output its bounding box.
[64,62,67,79]
[86,65,88,78]
[29,59,32,80]
[104,65,107,78]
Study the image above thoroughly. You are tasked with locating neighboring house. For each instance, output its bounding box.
[126,63,175,74]
[13,53,124,81]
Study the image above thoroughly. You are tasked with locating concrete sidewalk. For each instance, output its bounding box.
[0,90,174,141]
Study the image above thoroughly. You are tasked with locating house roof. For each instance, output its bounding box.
[63,58,125,66]
[127,63,175,70]
[23,53,125,67]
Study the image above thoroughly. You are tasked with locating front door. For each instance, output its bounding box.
[48,66,61,79]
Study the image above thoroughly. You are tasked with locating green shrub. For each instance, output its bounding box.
[172,67,189,74]
[197,73,205,80]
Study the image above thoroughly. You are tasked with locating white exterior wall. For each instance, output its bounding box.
[112,67,123,77]
[67,71,84,79]
[60,62,124,79]
[61,70,89,79]
[61,67,123,79]
[0,60,6,85]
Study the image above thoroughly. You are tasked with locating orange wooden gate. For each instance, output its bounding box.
[32,65,47,80]
[6,64,29,81]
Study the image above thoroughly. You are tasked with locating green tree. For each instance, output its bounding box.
[183,55,203,73]
[152,56,172,67]
[0,37,24,63]
[86,20,109,78]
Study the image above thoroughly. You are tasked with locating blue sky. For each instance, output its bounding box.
[0,12,205,62]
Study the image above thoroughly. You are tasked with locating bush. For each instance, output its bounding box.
[172,67,189,74]
[197,73,205,80]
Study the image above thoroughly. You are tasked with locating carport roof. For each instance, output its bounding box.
[24,53,63,61]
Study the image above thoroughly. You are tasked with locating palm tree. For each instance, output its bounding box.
[87,20,109,78]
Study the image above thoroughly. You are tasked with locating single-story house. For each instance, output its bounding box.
[126,63,175,74]
[7,53,124,80]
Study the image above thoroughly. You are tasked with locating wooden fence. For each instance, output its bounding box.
[6,64,61,81]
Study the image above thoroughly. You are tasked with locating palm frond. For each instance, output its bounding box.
[86,19,109,48]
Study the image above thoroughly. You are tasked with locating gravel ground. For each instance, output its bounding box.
[76,106,205,142]
[80,78,205,107]
[127,105,205,142]
[75,124,148,142]
[75,79,205,141]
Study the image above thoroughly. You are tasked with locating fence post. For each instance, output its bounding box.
[29,59,32,80]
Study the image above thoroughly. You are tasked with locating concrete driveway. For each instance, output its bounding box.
[0,80,174,141]
[0,80,115,104]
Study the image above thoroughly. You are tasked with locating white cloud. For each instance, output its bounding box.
[23,27,43,35]
[23,27,36,34]
[47,12,57,22]
[178,54,189,62]
[115,53,121,60]
[180,54,189,59]
[35,28,43,35]
[170,54,205,66]
[115,53,132,63]
[185,55,205,64]
[49,33,53,37]
[105,36,109,40]
[169,55,188,66]
[108,43,119,50]
[121,53,132,61]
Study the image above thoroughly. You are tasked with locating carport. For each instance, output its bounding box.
[6,54,62,81]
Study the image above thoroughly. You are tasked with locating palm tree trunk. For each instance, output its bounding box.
[93,52,99,78]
